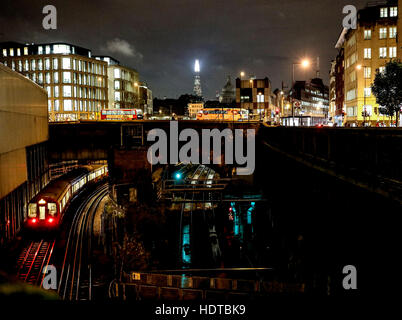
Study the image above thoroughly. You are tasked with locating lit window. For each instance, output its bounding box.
[53,44,71,54]
[38,73,43,84]
[48,203,57,216]
[114,80,120,90]
[346,89,356,101]
[379,28,387,39]
[38,46,43,54]
[379,47,387,58]
[364,29,371,40]
[24,60,29,71]
[63,71,71,83]
[364,67,371,79]
[46,86,51,96]
[48,100,52,112]
[28,204,37,218]
[62,57,71,69]
[44,72,50,84]
[24,47,28,55]
[17,48,21,56]
[45,45,50,54]
[31,59,36,71]
[54,99,60,111]
[364,48,371,59]
[10,48,14,56]
[364,88,371,97]
[63,85,72,97]
[115,91,121,101]
[54,72,59,84]
[53,58,58,69]
[45,58,50,70]
[379,66,386,74]
[380,7,388,18]
[114,68,121,78]
[37,59,43,70]
[54,86,59,98]
[350,71,356,82]
[64,100,73,111]
[390,7,397,17]
[363,105,372,116]
[389,27,397,38]
[2,49,7,57]
[389,47,397,58]
[347,106,357,116]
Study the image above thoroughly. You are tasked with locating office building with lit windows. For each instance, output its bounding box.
[235,77,272,120]
[0,41,109,122]
[335,0,400,126]
[285,78,329,126]
[94,56,140,110]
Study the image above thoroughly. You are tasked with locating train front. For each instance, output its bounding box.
[26,198,59,229]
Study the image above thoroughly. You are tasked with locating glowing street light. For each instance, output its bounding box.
[301,59,310,68]
[291,58,312,126]
[240,71,245,78]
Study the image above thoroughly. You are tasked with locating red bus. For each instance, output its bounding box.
[100,109,143,120]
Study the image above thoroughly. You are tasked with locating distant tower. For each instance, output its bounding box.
[193,59,202,98]
[219,75,235,104]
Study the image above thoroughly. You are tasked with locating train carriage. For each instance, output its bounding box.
[26,165,108,229]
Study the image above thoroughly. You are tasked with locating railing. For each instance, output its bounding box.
[162,178,230,192]
[109,272,304,300]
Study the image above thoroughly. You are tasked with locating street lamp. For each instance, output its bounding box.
[356,64,368,126]
[291,59,310,126]
[240,71,245,79]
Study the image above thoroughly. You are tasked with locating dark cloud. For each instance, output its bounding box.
[0,0,368,99]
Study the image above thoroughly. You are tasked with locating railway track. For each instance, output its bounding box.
[16,240,55,286]
[58,183,108,301]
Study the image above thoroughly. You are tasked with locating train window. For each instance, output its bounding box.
[62,197,66,209]
[28,203,37,217]
[39,206,46,220]
[48,203,57,216]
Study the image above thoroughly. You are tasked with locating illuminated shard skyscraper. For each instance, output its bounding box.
[193,59,202,98]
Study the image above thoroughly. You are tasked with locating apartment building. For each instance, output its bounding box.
[335,0,400,126]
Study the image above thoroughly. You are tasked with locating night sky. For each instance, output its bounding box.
[1,0,368,100]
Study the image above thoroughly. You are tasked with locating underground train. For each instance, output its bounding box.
[25,164,108,229]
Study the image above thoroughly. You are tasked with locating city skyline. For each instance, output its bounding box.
[0,0,369,100]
